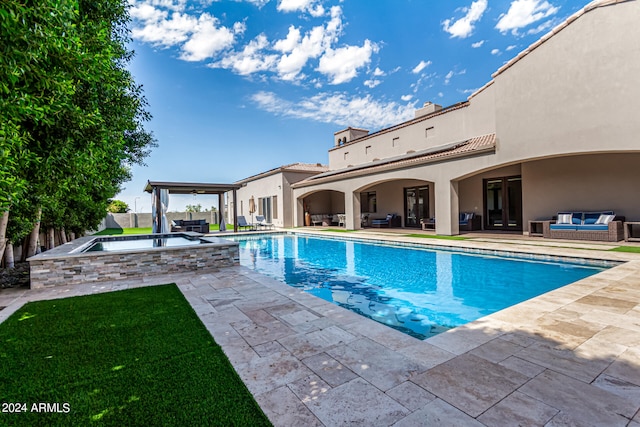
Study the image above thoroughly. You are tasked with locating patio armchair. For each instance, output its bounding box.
[420,213,481,231]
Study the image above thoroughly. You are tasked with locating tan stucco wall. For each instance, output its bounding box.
[328,84,496,171]
[493,1,640,164]
[522,154,640,227]
[289,2,640,235]
[235,170,322,227]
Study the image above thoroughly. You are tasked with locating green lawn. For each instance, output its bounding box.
[0,285,271,426]
[404,233,468,240]
[320,228,357,233]
[610,246,640,253]
[94,224,226,236]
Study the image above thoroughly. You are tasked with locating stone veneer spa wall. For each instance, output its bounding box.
[27,233,239,289]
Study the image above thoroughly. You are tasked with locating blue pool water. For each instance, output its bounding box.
[230,234,610,339]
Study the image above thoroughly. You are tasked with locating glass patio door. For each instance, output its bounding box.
[484,176,522,231]
[404,186,429,228]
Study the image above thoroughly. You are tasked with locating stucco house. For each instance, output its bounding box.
[233,0,640,236]
[232,163,329,228]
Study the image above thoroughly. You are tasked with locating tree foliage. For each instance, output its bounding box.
[107,200,129,213]
[0,0,156,255]
[185,204,203,213]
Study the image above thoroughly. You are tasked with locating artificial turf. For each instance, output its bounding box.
[94,225,225,236]
[404,233,468,240]
[610,246,640,253]
[0,285,271,426]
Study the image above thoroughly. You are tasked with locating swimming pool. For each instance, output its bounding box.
[229,233,612,339]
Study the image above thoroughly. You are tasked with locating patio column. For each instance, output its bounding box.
[295,197,304,227]
[434,180,459,236]
[345,191,361,230]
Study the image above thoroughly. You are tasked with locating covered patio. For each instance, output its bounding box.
[143,180,243,233]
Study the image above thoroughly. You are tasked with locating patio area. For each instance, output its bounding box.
[1,233,640,426]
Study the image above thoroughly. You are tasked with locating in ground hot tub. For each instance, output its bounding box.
[27,232,239,289]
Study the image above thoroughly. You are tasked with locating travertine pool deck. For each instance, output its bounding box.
[1,233,640,426]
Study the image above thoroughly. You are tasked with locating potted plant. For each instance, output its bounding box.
[304,203,311,226]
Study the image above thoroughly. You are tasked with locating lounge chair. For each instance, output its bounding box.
[254,215,274,230]
[237,216,254,231]
[336,214,346,227]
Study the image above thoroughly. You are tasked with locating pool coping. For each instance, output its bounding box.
[2,233,640,425]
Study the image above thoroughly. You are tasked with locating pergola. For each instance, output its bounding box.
[143,180,243,233]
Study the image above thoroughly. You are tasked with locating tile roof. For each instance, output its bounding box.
[235,162,329,184]
[293,134,496,188]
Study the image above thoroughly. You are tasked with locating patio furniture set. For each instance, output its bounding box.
[310,213,346,227]
[170,219,209,233]
[236,215,274,231]
[529,211,626,242]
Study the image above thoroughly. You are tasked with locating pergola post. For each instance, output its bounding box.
[232,189,238,233]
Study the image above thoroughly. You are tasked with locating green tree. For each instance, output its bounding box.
[1,0,156,260]
[107,200,129,213]
[185,204,203,213]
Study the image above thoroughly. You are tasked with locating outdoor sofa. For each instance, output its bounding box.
[170,219,209,233]
[542,211,624,242]
[371,213,402,228]
[310,214,331,226]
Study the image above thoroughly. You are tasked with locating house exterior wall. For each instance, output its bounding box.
[235,173,283,226]
[492,0,640,165]
[292,1,640,235]
[235,169,325,227]
[522,154,640,225]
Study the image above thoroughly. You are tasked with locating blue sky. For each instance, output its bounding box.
[119,0,591,212]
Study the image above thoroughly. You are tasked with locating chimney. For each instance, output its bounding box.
[415,102,442,118]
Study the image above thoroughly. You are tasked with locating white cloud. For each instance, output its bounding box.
[401,94,413,101]
[210,34,278,75]
[130,3,168,23]
[491,48,501,55]
[471,40,485,48]
[372,67,385,77]
[274,25,328,81]
[444,69,466,84]
[180,14,238,61]
[317,40,379,84]
[130,2,241,59]
[412,60,431,74]
[364,79,381,88]
[506,44,517,51]
[277,0,325,17]
[442,0,488,38]
[130,2,380,85]
[243,0,270,7]
[271,6,343,81]
[496,0,559,35]
[251,91,417,129]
